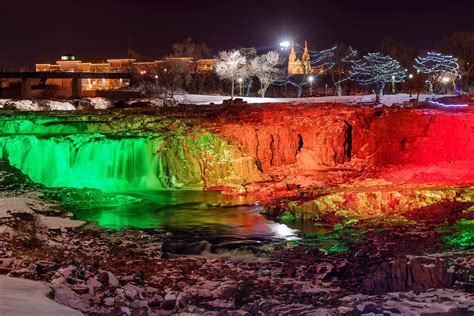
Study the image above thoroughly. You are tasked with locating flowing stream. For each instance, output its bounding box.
[0,114,317,247]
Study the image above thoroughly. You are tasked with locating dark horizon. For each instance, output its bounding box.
[1,0,473,69]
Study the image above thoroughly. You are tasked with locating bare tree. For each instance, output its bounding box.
[157,59,191,97]
[215,50,248,99]
[381,37,418,69]
[437,32,474,90]
[239,48,257,96]
[250,51,281,98]
[171,38,212,93]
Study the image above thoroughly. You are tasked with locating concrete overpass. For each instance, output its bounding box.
[0,72,131,98]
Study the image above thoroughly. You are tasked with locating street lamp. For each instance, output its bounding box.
[442,76,450,94]
[238,77,244,96]
[391,75,396,94]
[308,76,314,96]
[408,74,414,97]
[280,41,290,51]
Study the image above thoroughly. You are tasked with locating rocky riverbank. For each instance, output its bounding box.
[1,102,474,315]
[1,195,473,315]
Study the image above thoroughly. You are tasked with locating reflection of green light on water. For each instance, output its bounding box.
[438,219,474,248]
[301,224,366,254]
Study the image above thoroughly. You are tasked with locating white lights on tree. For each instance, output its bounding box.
[328,46,359,96]
[250,51,281,98]
[350,52,406,103]
[414,52,460,94]
[215,50,249,99]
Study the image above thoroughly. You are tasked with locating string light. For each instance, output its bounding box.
[414,52,459,94]
[350,52,406,102]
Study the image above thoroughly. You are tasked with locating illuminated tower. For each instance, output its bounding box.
[288,42,297,73]
[287,41,312,74]
[302,41,311,73]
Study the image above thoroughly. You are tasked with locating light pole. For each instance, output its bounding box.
[279,41,290,51]
[308,76,314,96]
[408,73,413,97]
[391,75,396,94]
[238,78,243,96]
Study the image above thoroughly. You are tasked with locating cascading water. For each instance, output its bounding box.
[0,115,262,191]
[0,134,164,191]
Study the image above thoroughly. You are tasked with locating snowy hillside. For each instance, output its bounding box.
[0,94,461,111]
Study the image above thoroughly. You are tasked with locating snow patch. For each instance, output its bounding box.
[87,98,112,109]
[47,101,76,111]
[174,93,453,107]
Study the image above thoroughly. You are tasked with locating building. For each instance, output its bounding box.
[287,41,323,75]
[35,54,216,93]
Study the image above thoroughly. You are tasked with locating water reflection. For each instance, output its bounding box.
[70,190,301,241]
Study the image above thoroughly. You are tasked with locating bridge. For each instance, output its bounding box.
[0,72,132,98]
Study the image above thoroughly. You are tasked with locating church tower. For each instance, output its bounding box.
[302,41,311,73]
[287,41,312,74]
[288,42,297,74]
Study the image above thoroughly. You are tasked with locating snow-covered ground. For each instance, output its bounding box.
[0,276,82,316]
[175,93,452,106]
[0,94,459,111]
[0,98,112,111]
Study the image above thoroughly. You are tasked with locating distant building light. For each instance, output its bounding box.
[61,54,76,61]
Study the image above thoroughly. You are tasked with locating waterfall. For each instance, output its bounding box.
[0,134,163,191]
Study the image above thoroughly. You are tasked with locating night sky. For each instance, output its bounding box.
[1,0,473,69]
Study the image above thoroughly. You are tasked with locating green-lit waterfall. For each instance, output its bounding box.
[0,113,297,240]
[0,114,261,191]
[0,135,163,190]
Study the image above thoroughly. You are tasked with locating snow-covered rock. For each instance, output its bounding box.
[87,97,112,110]
[0,276,82,316]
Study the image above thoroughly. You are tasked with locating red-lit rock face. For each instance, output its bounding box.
[208,103,474,187]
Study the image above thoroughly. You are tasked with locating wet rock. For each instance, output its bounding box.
[70,285,89,295]
[176,292,191,309]
[119,306,131,316]
[86,277,102,289]
[97,271,120,287]
[148,294,164,307]
[102,297,115,307]
[122,284,140,300]
[163,291,178,310]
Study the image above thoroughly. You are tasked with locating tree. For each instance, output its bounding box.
[239,48,258,96]
[327,45,359,96]
[350,52,406,103]
[171,38,212,93]
[381,37,418,69]
[404,72,429,101]
[215,50,248,99]
[414,52,459,94]
[437,32,474,90]
[157,59,191,97]
[250,51,281,98]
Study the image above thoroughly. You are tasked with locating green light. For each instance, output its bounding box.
[0,114,261,191]
[438,219,474,248]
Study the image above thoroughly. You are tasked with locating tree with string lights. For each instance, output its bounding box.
[350,52,406,103]
[414,52,460,94]
[327,45,359,96]
[215,50,249,99]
